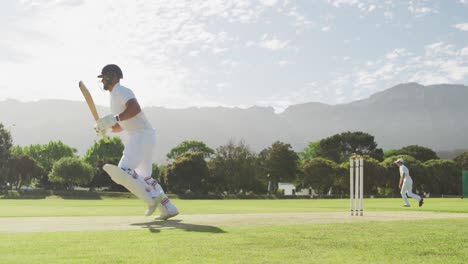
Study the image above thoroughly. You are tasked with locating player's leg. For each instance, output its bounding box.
[400,180,411,206]
[134,132,179,220]
[405,179,422,205]
[116,133,162,215]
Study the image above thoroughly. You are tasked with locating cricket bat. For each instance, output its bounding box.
[79,81,107,139]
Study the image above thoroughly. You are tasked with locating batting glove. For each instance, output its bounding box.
[96,114,117,131]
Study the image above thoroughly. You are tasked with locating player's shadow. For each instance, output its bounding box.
[131,219,226,234]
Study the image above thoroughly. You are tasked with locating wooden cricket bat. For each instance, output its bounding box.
[79,81,100,121]
[79,81,108,140]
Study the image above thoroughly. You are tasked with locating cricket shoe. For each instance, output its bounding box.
[154,196,179,220]
[419,197,424,207]
[144,195,163,216]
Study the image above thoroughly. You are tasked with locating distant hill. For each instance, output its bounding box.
[1,83,467,163]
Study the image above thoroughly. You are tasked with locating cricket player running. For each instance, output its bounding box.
[395,158,424,207]
[95,64,179,219]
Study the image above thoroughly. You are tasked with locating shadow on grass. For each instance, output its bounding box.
[131,219,226,234]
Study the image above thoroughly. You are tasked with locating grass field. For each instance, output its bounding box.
[1,197,467,263]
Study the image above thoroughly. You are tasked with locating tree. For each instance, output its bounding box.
[165,151,209,194]
[383,149,400,159]
[359,156,387,195]
[399,145,439,162]
[6,155,43,189]
[300,158,338,195]
[299,141,320,163]
[155,164,168,190]
[49,157,94,190]
[316,131,384,163]
[23,141,77,173]
[208,140,260,194]
[423,159,460,195]
[83,137,125,190]
[83,137,124,165]
[166,140,214,160]
[0,123,13,185]
[260,141,299,194]
[21,141,77,189]
[453,152,468,170]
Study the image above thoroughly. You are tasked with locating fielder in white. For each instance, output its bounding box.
[95,64,179,220]
[395,158,424,207]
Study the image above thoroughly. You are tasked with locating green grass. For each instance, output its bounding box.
[0,219,467,263]
[0,197,467,217]
[1,198,467,263]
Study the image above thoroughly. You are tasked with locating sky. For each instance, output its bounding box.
[1,0,467,113]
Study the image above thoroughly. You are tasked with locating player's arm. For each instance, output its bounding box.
[399,172,405,189]
[97,99,141,131]
[116,99,141,121]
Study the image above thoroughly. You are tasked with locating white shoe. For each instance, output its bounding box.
[154,196,179,220]
[144,195,163,216]
[154,211,179,220]
[144,205,158,216]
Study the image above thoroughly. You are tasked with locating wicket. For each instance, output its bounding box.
[350,155,364,216]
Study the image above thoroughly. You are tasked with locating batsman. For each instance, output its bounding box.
[94,64,179,220]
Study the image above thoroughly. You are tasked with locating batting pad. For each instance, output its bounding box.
[103,164,160,207]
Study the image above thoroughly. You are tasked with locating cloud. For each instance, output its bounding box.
[385,48,410,60]
[258,0,278,7]
[278,2,313,33]
[326,0,378,13]
[256,86,317,113]
[321,26,331,32]
[327,0,360,7]
[324,42,468,104]
[408,0,437,17]
[277,60,293,66]
[461,47,468,56]
[453,23,468,31]
[258,34,289,51]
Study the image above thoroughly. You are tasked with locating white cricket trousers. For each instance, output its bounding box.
[118,130,156,178]
[400,177,421,206]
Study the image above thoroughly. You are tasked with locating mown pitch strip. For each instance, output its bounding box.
[1,211,467,233]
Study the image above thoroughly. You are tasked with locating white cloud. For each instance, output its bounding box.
[327,0,360,7]
[258,0,278,7]
[279,2,313,33]
[321,26,331,32]
[385,48,409,60]
[325,41,468,103]
[461,47,468,56]
[408,6,434,15]
[326,0,380,13]
[424,42,456,56]
[221,59,240,68]
[408,1,437,17]
[277,60,293,66]
[258,34,289,51]
[453,23,468,31]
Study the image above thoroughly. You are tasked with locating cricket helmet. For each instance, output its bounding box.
[98,64,123,79]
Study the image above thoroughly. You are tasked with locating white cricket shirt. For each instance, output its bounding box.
[110,83,154,133]
[399,165,412,182]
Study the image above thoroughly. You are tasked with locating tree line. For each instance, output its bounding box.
[0,123,467,196]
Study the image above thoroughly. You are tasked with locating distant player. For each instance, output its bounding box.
[395,158,424,207]
[95,64,179,219]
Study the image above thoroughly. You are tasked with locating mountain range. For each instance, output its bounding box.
[1,82,467,163]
